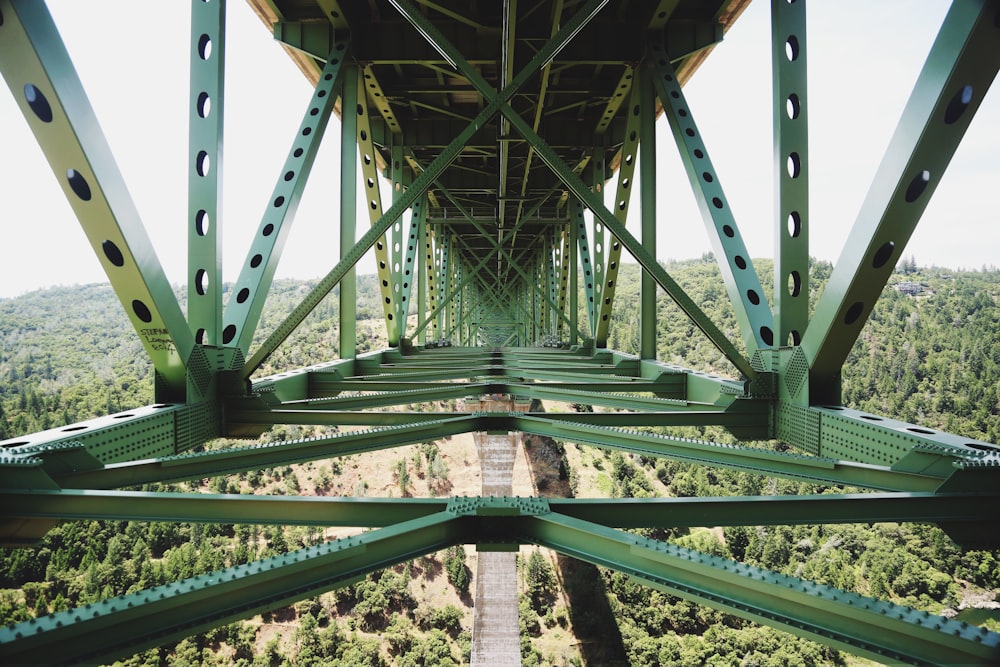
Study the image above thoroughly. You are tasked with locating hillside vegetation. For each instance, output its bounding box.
[1,259,999,666]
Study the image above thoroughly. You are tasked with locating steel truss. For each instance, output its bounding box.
[1,0,1000,664]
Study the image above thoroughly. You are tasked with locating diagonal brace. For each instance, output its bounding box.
[391,0,755,377]
[243,0,606,378]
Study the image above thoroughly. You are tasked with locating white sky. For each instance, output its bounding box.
[0,0,996,299]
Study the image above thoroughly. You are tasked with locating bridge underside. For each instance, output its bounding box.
[2,0,1000,664]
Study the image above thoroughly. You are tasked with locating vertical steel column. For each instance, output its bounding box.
[400,192,425,338]
[772,0,809,349]
[639,64,657,360]
[390,142,408,334]
[546,232,557,333]
[425,227,440,340]
[555,226,570,339]
[590,152,606,341]
[438,233,450,338]
[187,0,225,347]
[569,208,579,346]
[417,210,428,345]
[531,234,552,340]
[572,199,596,338]
[445,240,456,339]
[339,64,358,360]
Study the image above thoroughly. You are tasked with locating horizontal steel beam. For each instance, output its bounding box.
[548,491,1000,533]
[4,490,995,534]
[0,489,448,526]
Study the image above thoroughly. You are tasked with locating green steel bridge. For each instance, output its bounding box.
[1,0,1000,663]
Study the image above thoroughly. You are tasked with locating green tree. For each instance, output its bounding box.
[525,550,557,614]
[444,546,471,596]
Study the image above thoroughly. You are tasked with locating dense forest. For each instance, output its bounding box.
[1,258,999,666]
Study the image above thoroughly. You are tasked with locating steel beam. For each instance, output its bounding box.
[56,417,475,490]
[571,199,597,335]
[5,489,998,536]
[639,63,657,360]
[511,416,945,492]
[649,40,776,355]
[222,41,349,355]
[771,0,809,350]
[390,0,753,377]
[187,0,226,347]
[356,72,401,345]
[0,489,448,527]
[340,64,359,359]
[595,79,641,346]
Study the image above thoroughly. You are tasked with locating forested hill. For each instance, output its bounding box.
[0,276,384,440]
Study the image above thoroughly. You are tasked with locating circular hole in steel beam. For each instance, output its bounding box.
[788,270,801,297]
[872,241,895,269]
[196,92,211,118]
[904,170,930,202]
[102,240,125,267]
[132,300,153,323]
[785,35,799,61]
[66,169,92,201]
[786,152,801,179]
[198,34,212,60]
[787,211,801,237]
[195,269,208,296]
[944,84,973,124]
[195,210,210,236]
[196,151,210,177]
[759,326,774,346]
[24,84,53,122]
[786,93,800,120]
[844,301,864,325]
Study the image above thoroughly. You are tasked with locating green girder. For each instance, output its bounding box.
[649,41,775,355]
[187,0,226,347]
[770,0,810,350]
[223,40,350,355]
[594,79,641,346]
[355,68,401,345]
